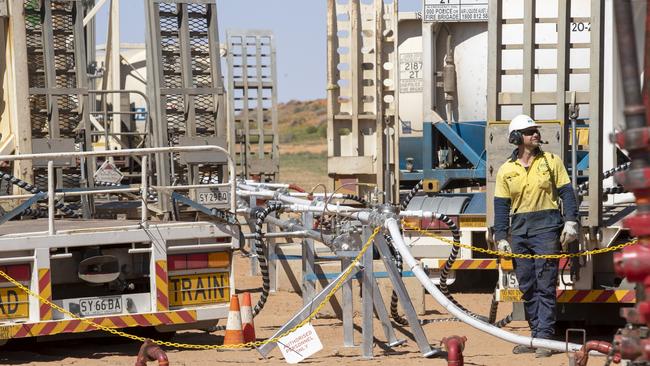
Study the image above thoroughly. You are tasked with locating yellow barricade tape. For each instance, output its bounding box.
[0,226,382,350]
[402,221,637,259]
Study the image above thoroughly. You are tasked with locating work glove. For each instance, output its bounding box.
[497,239,511,254]
[560,221,579,251]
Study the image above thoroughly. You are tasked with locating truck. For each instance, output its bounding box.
[0,0,244,342]
[327,0,642,323]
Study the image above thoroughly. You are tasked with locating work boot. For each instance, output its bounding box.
[535,348,553,358]
[512,344,535,354]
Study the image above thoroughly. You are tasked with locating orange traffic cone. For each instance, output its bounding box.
[223,294,244,345]
[241,292,256,343]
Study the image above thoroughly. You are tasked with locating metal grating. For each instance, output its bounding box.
[145,0,228,206]
[22,0,91,194]
[486,0,604,228]
[326,0,399,202]
[226,30,279,181]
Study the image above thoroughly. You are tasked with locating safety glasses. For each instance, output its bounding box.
[521,128,540,136]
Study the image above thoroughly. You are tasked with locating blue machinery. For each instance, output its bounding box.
[399,121,487,191]
[399,120,591,192]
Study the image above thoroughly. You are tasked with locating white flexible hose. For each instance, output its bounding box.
[385,217,585,353]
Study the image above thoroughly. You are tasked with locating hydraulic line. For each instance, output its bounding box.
[0,171,78,217]
[95,181,158,201]
[487,285,513,328]
[341,193,367,206]
[20,207,48,218]
[252,202,284,316]
[577,162,631,195]
[391,180,425,324]
[437,213,491,322]
[400,180,423,211]
[386,234,459,325]
[385,217,587,353]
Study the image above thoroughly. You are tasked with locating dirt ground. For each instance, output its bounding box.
[0,253,612,366]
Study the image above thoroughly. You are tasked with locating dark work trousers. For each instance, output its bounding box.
[511,229,560,339]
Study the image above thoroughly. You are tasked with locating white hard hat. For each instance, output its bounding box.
[508,114,541,134]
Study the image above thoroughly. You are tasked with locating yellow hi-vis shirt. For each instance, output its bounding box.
[494,150,571,237]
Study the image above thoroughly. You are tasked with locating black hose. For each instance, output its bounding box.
[386,234,407,325]
[20,206,48,218]
[252,202,283,317]
[436,213,491,322]
[390,180,423,324]
[438,214,514,327]
[0,171,78,217]
[577,162,631,195]
[400,180,423,211]
[487,284,513,328]
[391,180,460,324]
[341,193,367,206]
[385,234,459,325]
[395,180,512,326]
[95,180,158,201]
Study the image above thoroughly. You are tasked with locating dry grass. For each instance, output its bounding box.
[279,151,333,192]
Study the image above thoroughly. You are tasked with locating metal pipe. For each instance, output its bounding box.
[239,207,337,248]
[128,248,152,254]
[384,217,586,352]
[569,93,579,190]
[243,231,309,239]
[0,256,35,265]
[238,183,370,222]
[135,339,169,366]
[441,336,466,366]
[167,243,232,253]
[575,340,620,366]
[614,0,647,131]
[0,145,237,213]
[141,155,148,227]
[47,161,55,236]
[50,253,73,260]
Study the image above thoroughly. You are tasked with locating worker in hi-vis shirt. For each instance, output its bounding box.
[493,114,579,358]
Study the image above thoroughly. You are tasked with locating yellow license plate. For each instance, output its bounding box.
[0,287,29,319]
[169,273,230,307]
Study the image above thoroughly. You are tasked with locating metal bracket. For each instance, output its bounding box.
[375,234,440,357]
[256,263,363,357]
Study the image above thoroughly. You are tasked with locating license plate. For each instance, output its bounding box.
[169,272,230,307]
[79,296,123,316]
[0,287,29,320]
[197,189,229,207]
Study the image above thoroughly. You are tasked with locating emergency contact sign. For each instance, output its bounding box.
[423,0,488,22]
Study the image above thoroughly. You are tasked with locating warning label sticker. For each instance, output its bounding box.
[423,0,488,22]
[399,53,423,93]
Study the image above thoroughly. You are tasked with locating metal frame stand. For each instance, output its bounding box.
[259,225,439,359]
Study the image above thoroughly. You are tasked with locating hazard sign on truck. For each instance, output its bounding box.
[94,160,124,184]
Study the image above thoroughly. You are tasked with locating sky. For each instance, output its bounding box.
[94,0,422,103]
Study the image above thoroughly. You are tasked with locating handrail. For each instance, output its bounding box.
[0,146,237,234]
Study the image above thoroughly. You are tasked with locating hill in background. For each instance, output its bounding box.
[278,99,326,148]
[276,99,330,189]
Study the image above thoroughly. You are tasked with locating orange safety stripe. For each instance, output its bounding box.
[437,259,498,270]
[556,289,636,303]
[501,289,636,303]
[5,310,197,339]
[38,269,52,320]
[155,260,169,311]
